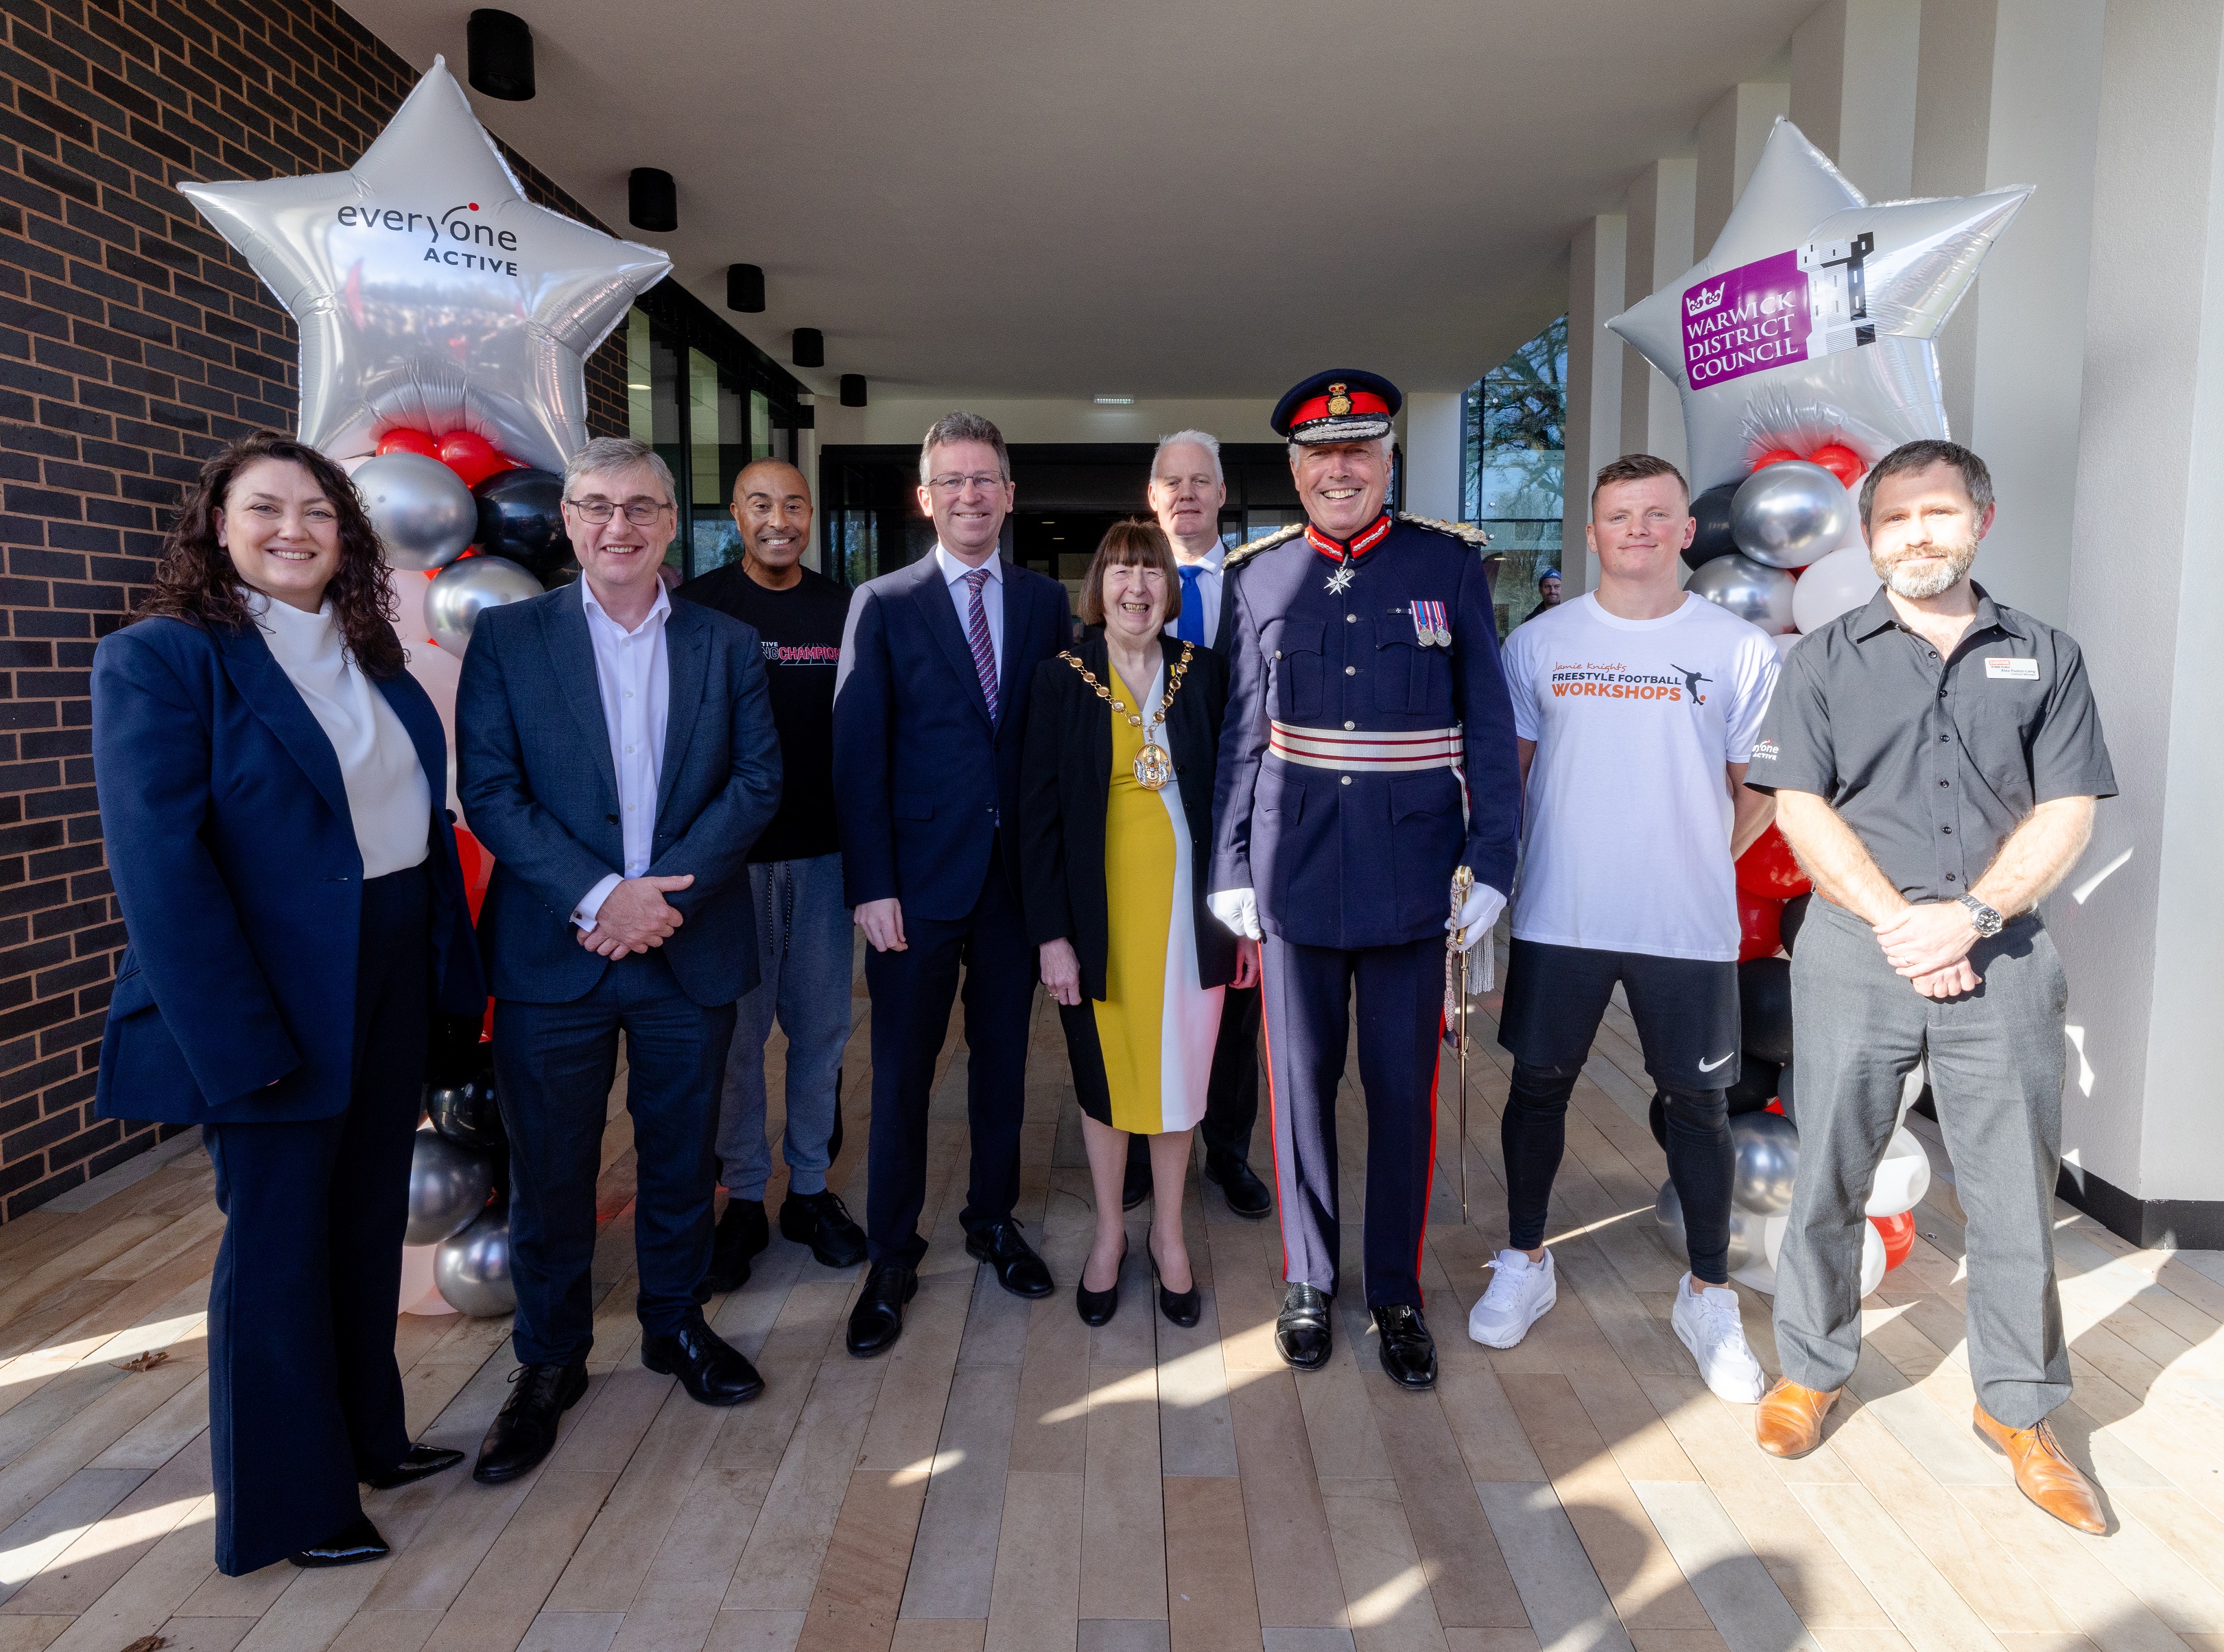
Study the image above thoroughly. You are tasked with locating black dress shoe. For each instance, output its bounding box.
[1205,1150,1273,1220]
[847,1261,917,1358]
[292,1512,388,1568]
[1277,1282,1334,1371]
[781,1188,868,1268]
[1076,1240,1126,1326]
[643,1314,765,1404]
[1152,1258,1201,1330]
[473,1361,588,1484]
[1122,1148,1151,1212]
[363,1443,465,1490]
[1373,1303,1439,1390]
[705,1197,770,1293]
[965,1219,1054,1299]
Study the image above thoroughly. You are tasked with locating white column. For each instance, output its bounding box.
[1792,0,1921,199]
[1562,215,1624,598]
[1400,392,1463,523]
[1696,82,1791,251]
[2050,0,2224,1237]
[1620,159,1696,472]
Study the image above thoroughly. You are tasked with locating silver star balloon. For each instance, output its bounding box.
[181,58,669,474]
[1607,119,2031,493]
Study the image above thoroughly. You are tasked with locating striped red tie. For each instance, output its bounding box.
[963,567,999,722]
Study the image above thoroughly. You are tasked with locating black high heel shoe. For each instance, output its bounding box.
[1150,1250,1201,1329]
[1076,1238,1126,1326]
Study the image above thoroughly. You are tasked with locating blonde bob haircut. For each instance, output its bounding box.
[1078,518,1183,629]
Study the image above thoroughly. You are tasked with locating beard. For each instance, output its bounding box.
[1873,536,1978,600]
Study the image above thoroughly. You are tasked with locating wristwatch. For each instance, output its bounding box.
[1956,894,2004,937]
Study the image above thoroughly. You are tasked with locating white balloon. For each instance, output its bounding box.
[1791,546,1882,634]
[1859,1219,1888,1298]
[1736,1214,1793,1295]
[1865,1126,1933,1218]
[1772,632,1800,659]
[399,1243,457,1316]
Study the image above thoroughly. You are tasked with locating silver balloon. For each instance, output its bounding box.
[1656,1179,1757,1273]
[1687,553,1797,634]
[179,58,668,475]
[426,555,543,654]
[405,1128,492,1246]
[357,453,476,571]
[1730,461,1850,569]
[1606,119,2031,493]
[1730,1111,1801,1215]
[434,1205,517,1317]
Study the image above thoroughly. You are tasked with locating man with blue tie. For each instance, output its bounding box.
[1117,430,1273,1222]
[457,438,783,1481]
[833,412,1076,1356]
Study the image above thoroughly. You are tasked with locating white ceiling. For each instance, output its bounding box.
[339,1,1810,401]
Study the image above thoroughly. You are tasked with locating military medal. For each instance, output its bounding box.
[1413,600,1451,648]
[1325,558,1356,595]
[1059,644,1194,792]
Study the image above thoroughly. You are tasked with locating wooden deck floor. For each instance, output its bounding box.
[2,949,2224,1652]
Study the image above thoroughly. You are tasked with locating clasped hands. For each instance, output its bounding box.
[1873,899,1982,1000]
[577,873,694,958]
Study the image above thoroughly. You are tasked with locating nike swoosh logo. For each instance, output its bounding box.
[1698,1052,1734,1072]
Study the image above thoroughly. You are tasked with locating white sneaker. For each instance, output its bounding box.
[1671,1274,1767,1402]
[1468,1249,1557,1348]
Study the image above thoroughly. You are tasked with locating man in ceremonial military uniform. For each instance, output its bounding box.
[1209,370,1520,1389]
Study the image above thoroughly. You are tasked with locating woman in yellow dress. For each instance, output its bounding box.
[1020,521,1256,1326]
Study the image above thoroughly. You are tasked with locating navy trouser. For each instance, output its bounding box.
[203,864,428,1574]
[1260,932,1442,1309]
[864,838,1036,1268]
[494,952,736,1367]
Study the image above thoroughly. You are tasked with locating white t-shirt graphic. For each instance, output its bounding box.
[1502,591,1779,961]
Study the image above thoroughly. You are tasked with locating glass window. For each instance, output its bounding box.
[1463,315,1568,634]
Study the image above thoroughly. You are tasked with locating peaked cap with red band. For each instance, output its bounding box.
[1271,368,1401,445]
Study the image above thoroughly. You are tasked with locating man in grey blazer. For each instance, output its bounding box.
[458,437,782,1483]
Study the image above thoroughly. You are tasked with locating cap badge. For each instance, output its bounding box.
[1326,382,1353,417]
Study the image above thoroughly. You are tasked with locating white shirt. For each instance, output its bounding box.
[934,543,1003,681]
[1172,544,1225,648]
[1501,592,1779,961]
[249,591,431,880]
[573,578,672,930]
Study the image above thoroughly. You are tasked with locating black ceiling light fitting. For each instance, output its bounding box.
[792,328,825,368]
[795,403,816,431]
[726,263,765,314]
[840,374,868,408]
[466,10,535,100]
[628,168,677,233]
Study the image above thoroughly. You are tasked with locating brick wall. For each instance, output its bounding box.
[0,0,631,1218]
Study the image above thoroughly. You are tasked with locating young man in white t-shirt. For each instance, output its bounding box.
[1471,453,1780,1402]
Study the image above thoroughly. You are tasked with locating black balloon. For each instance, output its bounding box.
[427,1070,506,1155]
[1684,482,1742,569]
[1778,893,1812,956]
[1725,1054,1781,1116]
[427,1011,488,1087]
[1738,956,1795,1065]
[473,468,572,578]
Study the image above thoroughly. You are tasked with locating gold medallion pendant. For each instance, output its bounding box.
[1058,644,1195,796]
[1133,739,1173,791]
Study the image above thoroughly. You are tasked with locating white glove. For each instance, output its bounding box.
[1448,882,1506,954]
[1209,887,1264,940]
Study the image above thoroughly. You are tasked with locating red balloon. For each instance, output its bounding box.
[437,429,507,488]
[1871,1210,1916,1271]
[1736,824,1812,899]
[1808,443,1864,486]
[1738,890,1784,961]
[376,427,440,458]
[1753,449,1802,471]
[1764,1098,1786,1116]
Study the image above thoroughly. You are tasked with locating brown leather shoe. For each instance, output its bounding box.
[1754,1378,1841,1458]
[1972,1405,2106,1534]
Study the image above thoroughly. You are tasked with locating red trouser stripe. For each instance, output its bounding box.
[1257,945,1292,1284]
[1419,1009,1446,1299]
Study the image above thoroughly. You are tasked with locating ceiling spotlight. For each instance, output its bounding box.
[628,168,676,233]
[1093,395,1134,405]
[792,329,825,368]
[726,263,765,314]
[840,373,867,408]
[466,10,534,101]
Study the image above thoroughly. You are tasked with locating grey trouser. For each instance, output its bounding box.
[1773,896,2072,1428]
[715,853,855,1201]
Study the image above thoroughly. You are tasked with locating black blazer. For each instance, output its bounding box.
[1018,636,1237,1002]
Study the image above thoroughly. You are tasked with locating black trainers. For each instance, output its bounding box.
[779,1188,868,1268]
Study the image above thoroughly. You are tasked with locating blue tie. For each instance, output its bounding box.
[1176,565,1205,644]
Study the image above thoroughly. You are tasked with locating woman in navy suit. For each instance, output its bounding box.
[92,432,486,1575]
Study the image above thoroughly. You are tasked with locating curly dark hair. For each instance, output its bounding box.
[139,431,405,678]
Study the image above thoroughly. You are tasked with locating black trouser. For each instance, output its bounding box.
[863,838,1036,1268]
[1125,978,1261,1168]
[203,864,429,1575]
[1497,939,1740,1284]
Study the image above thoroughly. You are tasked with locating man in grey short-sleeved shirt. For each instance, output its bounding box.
[1742,440,2116,1535]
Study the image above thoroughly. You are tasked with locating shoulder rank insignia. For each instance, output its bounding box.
[1222,521,1305,574]
[1396,512,1493,547]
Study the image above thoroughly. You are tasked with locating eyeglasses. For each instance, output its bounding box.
[925,473,1006,495]
[567,497,672,525]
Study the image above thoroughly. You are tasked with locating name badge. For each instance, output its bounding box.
[1985,657,2039,681]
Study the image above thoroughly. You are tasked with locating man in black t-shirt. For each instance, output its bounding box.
[676,460,866,1287]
